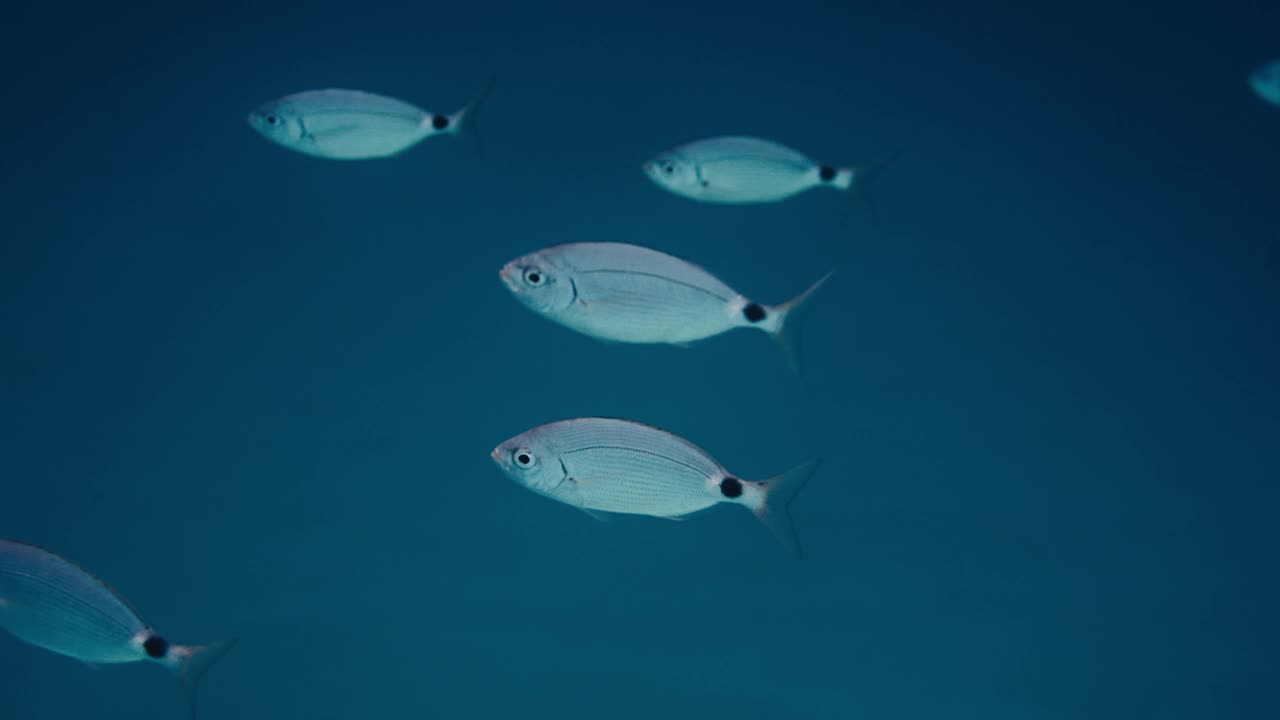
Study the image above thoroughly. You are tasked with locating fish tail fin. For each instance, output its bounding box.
[449,77,495,152]
[764,271,833,374]
[170,639,236,719]
[751,459,821,556]
[841,150,900,225]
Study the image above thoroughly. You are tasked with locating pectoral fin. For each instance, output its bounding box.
[560,472,614,523]
[304,124,362,145]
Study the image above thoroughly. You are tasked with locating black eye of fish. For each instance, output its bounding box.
[517,453,531,466]
[266,115,277,125]
[663,165,674,174]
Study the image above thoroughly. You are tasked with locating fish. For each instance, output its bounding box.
[1250,60,1280,107]
[247,80,493,159]
[643,135,894,214]
[499,242,830,372]
[491,417,820,554]
[0,539,234,718]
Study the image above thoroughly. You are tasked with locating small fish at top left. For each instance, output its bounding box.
[0,539,235,718]
[248,80,493,159]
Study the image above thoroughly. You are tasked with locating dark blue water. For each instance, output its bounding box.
[2,2,1277,718]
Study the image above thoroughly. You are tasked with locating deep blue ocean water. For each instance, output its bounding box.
[1,1,1278,718]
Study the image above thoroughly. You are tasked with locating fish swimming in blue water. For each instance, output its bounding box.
[644,136,892,212]
[0,539,234,718]
[1250,61,1280,107]
[247,81,492,159]
[499,242,830,371]
[491,417,819,554]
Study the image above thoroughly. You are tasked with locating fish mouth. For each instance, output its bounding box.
[498,264,520,292]
[490,445,507,467]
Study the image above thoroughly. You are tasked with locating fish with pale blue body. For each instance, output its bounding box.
[0,539,234,718]
[1251,61,1280,107]
[491,417,820,554]
[644,136,893,213]
[499,242,830,371]
[248,81,492,159]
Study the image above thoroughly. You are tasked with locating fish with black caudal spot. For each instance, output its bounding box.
[0,539,234,718]
[499,242,830,372]
[644,136,895,215]
[247,80,493,159]
[491,418,820,555]
[1250,60,1280,108]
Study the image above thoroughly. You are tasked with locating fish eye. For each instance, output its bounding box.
[511,448,537,469]
[522,268,546,287]
[266,114,279,125]
[662,163,675,175]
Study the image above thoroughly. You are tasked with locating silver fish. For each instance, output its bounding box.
[0,539,234,718]
[499,242,830,371]
[491,417,819,554]
[1251,60,1280,107]
[247,80,492,159]
[644,135,892,210]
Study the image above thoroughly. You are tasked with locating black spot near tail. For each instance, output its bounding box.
[720,477,743,498]
[743,303,766,323]
[143,635,169,659]
[819,166,837,182]
[431,115,450,130]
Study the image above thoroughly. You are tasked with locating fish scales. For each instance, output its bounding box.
[0,540,143,662]
[558,243,737,298]
[538,420,724,516]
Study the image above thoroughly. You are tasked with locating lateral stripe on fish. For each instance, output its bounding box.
[563,445,713,477]
[578,269,735,303]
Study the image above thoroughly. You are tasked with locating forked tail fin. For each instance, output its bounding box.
[450,77,496,152]
[169,639,237,719]
[845,150,900,225]
[752,459,821,556]
[764,272,833,374]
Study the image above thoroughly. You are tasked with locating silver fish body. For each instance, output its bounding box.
[0,539,148,663]
[0,539,234,718]
[643,135,893,206]
[499,242,828,370]
[491,418,819,553]
[1251,61,1280,107]
[644,136,839,203]
[248,82,491,160]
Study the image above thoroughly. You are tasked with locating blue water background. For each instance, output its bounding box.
[1,1,1278,718]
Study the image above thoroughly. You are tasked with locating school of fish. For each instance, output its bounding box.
[4,60,1275,716]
